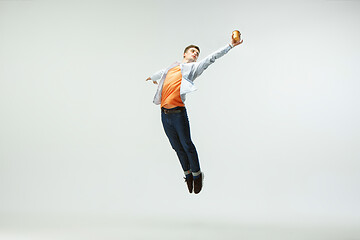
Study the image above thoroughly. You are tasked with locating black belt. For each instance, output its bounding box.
[161,107,185,114]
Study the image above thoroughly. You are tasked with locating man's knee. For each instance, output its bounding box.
[170,142,185,153]
[182,141,196,153]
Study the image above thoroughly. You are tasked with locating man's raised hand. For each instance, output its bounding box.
[231,33,243,47]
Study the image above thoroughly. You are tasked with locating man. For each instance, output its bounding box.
[146,32,243,194]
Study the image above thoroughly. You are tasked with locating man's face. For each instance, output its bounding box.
[183,48,200,63]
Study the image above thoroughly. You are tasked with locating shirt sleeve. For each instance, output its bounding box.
[192,44,232,80]
[150,69,166,83]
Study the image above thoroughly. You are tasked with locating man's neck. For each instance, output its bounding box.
[182,59,194,64]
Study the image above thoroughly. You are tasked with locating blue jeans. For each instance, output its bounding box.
[161,107,201,175]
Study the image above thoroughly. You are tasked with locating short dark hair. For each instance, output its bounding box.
[183,45,200,54]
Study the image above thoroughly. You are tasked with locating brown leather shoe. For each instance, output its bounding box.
[193,172,204,194]
[184,174,193,193]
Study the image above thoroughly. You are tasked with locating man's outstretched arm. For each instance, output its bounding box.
[192,32,243,80]
[146,68,166,85]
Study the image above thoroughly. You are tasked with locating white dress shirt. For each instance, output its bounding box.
[151,44,233,105]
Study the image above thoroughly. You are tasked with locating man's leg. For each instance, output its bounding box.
[161,111,193,193]
[172,109,203,194]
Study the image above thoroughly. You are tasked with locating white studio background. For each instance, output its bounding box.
[1,0,359,234]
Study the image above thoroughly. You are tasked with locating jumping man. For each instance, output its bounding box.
[146,32,243,194]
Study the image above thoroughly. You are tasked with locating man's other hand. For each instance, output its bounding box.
[146,77,158,84]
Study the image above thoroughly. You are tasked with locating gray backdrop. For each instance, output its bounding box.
[1,0,359,238]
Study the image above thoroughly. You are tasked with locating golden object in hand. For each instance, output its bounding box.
[232,30,241,42]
